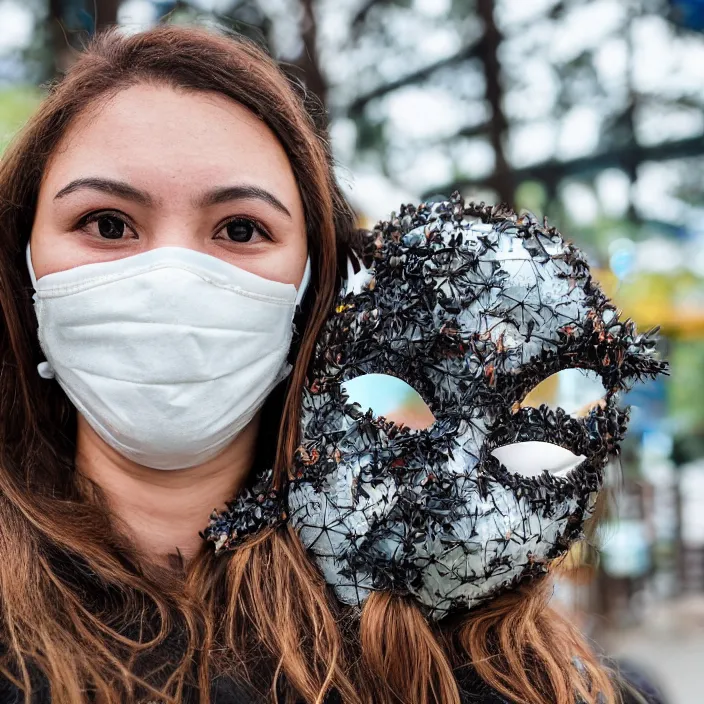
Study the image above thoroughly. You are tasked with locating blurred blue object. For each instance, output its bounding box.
[609,248,635,281]
[601,519,651,578]
[154,1,178,20]
[621,376,668,436]
[55,0,95,33]
[670,0,704,31]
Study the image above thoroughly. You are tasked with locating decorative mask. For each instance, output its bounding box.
[204,195,666,620]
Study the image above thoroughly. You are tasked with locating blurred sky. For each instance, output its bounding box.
[2,0,704,237]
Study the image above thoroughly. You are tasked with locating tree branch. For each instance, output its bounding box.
[455,121,492,139]
[423,135,704,199]
[347,42,481,115]
[351,0,391,29]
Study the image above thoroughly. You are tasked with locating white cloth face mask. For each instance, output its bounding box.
[27,244,311,470]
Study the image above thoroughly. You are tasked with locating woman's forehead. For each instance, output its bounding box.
[42,84,303,216]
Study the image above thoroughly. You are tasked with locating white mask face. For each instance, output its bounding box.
[26,244,310,470]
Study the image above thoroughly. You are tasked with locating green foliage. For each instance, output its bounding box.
[515,181,548,215]
[669,339,704,435]
[355,114,386,153]
[0,87,42,154]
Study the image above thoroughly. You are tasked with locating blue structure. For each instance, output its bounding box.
[671,0,704,31]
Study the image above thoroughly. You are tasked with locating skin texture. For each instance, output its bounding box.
[28,83,308,566]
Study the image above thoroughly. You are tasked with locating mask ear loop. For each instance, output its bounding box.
[295,256,312,308]
[26,242,56,380]
[26,242,38,290]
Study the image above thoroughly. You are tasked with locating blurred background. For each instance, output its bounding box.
[2,0,704,700]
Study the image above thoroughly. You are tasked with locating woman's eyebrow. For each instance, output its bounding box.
[54,178,154,206]
[53,179,291,218]
[198,185,292,218]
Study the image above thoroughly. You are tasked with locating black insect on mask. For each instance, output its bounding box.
[205,195,666,620]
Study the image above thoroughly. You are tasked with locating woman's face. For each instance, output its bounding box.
[30,83,308,286]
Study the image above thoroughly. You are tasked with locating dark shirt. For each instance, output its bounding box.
[0,667,665,704]
[0,610,664,704]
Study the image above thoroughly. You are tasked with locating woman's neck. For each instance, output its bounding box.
[75,414,259,568]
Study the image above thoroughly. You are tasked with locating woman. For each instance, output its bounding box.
[0,25,663,704]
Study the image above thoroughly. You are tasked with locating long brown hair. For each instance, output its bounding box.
[0,25,618,704]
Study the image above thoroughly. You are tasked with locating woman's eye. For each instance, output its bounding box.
[78,213,132,240]
[219,218,258,243]
[96,215,126,239]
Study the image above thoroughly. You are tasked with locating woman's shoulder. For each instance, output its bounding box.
[0,663,51,704]
[613,658,668,704]
[0,642,24,703]
[0,672,43,704]
[459,689,510,703]
[0,655,668,704]
[453,668,513,703]
[0,674,262,704]
[453,664,668,704]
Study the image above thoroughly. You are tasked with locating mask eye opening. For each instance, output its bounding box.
[340,373,436,431]
[519,366,607,418]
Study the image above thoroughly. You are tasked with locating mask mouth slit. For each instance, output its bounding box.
[490,441,586,478]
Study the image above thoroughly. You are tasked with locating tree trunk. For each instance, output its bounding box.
[476,0,514,205]
[296,0,328,111]
[47,0,72,74]
[95,0,121,31]
[46,0,120,76]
